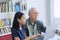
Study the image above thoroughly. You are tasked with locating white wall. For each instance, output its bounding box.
[50,0,55,25]
[45,0,51,26]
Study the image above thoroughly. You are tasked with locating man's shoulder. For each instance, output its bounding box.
[26,19,43,23]
[26,19,29,21]
[25,19,30,24]
[25,19,43,25]
[25,19,29,23]
[36,20,43,24]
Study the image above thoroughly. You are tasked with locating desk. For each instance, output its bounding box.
[48,34,60,40]
[32,36,44,40]
[32,34,60,40]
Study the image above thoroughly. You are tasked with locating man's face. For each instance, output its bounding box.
[29,9,38,21]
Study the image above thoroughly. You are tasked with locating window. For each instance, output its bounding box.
[54,0,60,18]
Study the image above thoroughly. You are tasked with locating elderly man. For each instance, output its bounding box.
[24,8,60,40]
[24,8,46,40]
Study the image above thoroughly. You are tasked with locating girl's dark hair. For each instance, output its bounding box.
[12,12,24,29]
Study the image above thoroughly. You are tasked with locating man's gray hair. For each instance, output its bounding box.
[28,7,37,14]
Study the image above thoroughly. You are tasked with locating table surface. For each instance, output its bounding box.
[31,34,60,40]
[48,34,60,40]
[32,36,44,40]
[32,34,60,40]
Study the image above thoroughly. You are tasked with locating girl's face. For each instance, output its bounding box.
[17,15,25,25]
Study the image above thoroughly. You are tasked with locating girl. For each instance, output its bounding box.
[11,12,39,40]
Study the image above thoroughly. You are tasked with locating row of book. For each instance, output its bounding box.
[0,27,11,34]
[0,18,11,27]
[0,0,27,12]
[0,2,8,12]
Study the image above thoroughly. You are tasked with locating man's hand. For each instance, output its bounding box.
[25,34,41,40]
[57,31,60,35]
[30,34,41,39]
[56,30,60,35]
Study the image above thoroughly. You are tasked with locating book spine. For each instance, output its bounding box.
[0,2,9,12]
[0,28,2,34]
[0,4,1,12]
[4,2,6,12]
[1,3,3,12]
[0,20,2,27]
[9,1,13,12]
[6,3,8,12]
[2,28,7,33]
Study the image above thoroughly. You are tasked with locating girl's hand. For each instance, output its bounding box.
[29,34,41,39]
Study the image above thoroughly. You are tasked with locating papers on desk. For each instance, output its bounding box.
[44,25,57,40]
[48,34,60,40]
[32,36,44,40]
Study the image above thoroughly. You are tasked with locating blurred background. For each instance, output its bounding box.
[0,0,60,40]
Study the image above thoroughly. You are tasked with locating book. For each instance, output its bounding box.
[14,2,20,12]
[2,28,7,33]
[3,2,6,12]
[1,2,6,12]
[20,0,27,11]
[0,2,8,12]
[6,2,8,12]
[0,28,2,34]
[7,18,11,26]
[1,2,4,12]
[2,19,8,26]
[0,4,1,12]
[21,4,27,11]
[7,27,11,32]
[24,4,27,10]
[9,1,13,12]
[9,18,11,26]
[0,20,2,27]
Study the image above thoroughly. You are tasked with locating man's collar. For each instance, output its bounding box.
[27,18,37,25]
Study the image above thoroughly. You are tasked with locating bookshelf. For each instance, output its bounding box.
[0,32,11,36]
[0,13,12,36]
[0,0,27,38]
